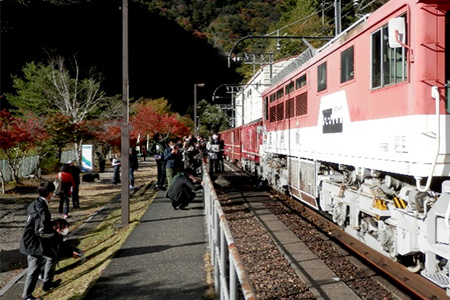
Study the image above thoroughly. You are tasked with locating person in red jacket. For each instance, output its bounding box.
[57,164,75,219]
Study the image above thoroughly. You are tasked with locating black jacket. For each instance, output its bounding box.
[69,164,81,185]
[19,197,55,256]
[46,233,81,261]
[130,151,139,171]
[167,173,202,203]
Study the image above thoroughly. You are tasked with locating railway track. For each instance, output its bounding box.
[277,194,450,300]
[214,166,449,299]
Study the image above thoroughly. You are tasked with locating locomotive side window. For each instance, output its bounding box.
[318,62,327,92]
[285,81,294,94]
[371,17,407,89]
[372,29,382,88]
[276,88,284,100]
[341,46,354,83]
[270,93,275,103]
[296,74,307,89]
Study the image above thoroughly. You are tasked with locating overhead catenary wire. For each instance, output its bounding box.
[230,0,381,68]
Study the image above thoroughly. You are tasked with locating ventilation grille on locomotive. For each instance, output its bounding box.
[289,157,317,206]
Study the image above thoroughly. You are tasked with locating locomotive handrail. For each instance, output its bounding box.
[415,86,441,192]
[445,200,450,228]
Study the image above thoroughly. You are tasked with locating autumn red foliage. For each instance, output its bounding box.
[131,99,191,138]
[0,110,33,151]
[94,99,192,149]
[0,110,48,186]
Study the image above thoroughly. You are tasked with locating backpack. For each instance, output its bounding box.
[54,173,62,195]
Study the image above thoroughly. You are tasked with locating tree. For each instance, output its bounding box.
[131,98,192,139]
[44,113,75,161]
[21,111,52,178]
[8,56,121,163]
[0,110,45,193]
[197,100,229,137]
[93,119,123,149]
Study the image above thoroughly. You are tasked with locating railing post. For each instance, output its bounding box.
[208,190,214,259]
[220,226,228,300]
[214,209,220,295]
[229,255,238,300]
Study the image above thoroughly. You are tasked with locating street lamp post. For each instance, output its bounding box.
[194,83,205,136]
[121,0,130,226]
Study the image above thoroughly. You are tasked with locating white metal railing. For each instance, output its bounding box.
[203,163,257,300]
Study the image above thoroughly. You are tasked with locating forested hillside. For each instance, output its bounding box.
[142,0,389,78]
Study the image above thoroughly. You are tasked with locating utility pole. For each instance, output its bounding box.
[194,83,205,136]
[335,0,342,35]
[0,0,3,105]
[322,0,325,27]
[121,0,130,226]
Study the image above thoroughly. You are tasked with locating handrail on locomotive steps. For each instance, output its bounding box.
[415,86,441,193]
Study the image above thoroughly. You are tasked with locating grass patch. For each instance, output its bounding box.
[35,185,157,300]
[204,252,217,300]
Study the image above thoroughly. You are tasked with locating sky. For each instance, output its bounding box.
[0,0,240,114]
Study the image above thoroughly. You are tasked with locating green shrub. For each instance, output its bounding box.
[40,156,60,174]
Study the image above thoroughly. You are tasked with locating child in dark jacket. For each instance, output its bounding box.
[40,218,84,291]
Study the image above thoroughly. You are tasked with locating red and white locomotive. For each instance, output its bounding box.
[222,0,450,292]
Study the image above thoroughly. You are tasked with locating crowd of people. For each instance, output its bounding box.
[19,132,224,299]
[105,132,224,193]
[147,132,225,210]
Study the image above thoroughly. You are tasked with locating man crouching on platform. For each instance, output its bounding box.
[167,168,203,210]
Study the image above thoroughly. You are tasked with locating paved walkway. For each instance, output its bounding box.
[84,189,208,300]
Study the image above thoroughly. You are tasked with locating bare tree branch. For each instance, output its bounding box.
[44,55,107,123]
